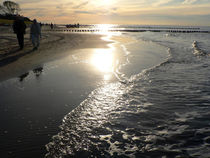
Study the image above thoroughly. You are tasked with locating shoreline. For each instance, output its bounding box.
[0,29,173,158]
[1,25,210,158]
[0,31,133,158]
[0,32,112,82]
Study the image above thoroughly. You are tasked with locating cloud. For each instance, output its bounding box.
[153,0,174,6]
[55,2,73,10]
[4,0,210,25]
[17,0,44,4]
[74,10,94,14]
[182,0,198,4]
[112,7,117,10]
[73,1,89,9]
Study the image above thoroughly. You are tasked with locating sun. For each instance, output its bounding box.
[102,0,112,6]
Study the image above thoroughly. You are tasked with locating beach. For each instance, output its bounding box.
[0,26,116,157]
[0,26,112,81]
[1,25,210,158]
[0,26,137,157]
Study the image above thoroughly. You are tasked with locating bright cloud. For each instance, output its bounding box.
[182,0,198,4]
[0,0,210,25]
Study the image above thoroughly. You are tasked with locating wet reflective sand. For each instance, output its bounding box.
[3,31,207,158]
[45,32,210,158]
[0,32,153,157]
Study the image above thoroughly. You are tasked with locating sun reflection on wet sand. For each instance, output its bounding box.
[91,47,116,80]
[91,49,114,73]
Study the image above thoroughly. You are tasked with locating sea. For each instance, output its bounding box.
[1,25,210,158]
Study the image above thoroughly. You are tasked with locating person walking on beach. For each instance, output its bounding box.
[30,19,41,50]
[13,17,26,50]
[50,23,53,29]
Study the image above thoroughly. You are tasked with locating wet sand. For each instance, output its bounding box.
[2,26,210,158]
[0,27,111,82]
[0,28,127,157]
[0,27,167,157]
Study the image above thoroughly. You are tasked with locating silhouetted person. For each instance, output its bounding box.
[30,19,41,50]
[50,23,53,29]
[13,17,26,50]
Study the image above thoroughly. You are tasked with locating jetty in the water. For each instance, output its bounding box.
[47,27,210,33]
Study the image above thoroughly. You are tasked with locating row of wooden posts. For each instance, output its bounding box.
[47,29,210,33]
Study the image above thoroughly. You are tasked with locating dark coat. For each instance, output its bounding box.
[13,19,26,34]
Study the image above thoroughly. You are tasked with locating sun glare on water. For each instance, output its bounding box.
[91,49,114,73]
[95,24,115,32]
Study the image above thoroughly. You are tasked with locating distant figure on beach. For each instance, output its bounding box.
[12,17,26,50]
[30,19,41,50]
[50,23,53,29]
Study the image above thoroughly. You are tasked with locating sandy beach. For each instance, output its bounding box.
[0,26,134,157]
[1,24,210,158]
[1,0,210,156]
[0,26,112,82]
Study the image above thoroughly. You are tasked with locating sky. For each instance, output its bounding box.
[1,0,210,26]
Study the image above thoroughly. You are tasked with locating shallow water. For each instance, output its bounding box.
[45,32,210,158]
[0,32,166,157]
[1,31,210,158]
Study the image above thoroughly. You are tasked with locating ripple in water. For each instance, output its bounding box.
[45,33,210,158]
[45,67,210,158]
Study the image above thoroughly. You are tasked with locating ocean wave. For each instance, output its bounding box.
[45,59,210,157]
[45,32,210,158]
[192,41,207,56]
